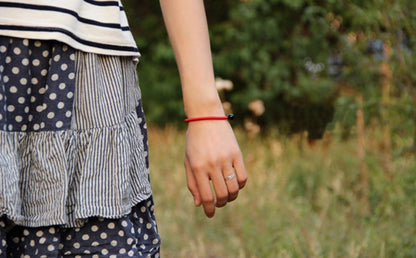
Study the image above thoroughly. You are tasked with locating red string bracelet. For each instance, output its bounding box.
[185,114,234,122]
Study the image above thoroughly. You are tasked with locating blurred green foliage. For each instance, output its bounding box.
[123,0,416,142]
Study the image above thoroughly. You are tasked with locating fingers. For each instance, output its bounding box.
[194,170,216,218]
[210,170,228,208]
[185,158,201,206]
[183,122,248,218]
[222,168,239,203]
[185,157,245,217]
[185,157,217,217]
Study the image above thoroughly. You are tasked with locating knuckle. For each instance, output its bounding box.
[189,159,215,172]
[218,152,230,163]
[231,149,241,158]
[189,162,204,172]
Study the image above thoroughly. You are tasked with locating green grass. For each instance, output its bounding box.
[148,126,416,257]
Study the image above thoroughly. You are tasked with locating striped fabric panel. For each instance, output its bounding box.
[72,52,140,129]
[69,52,151,225]
[19,132,69,225]
[0,0,140,56]
[0,51,151,227]
[0,133,21,221]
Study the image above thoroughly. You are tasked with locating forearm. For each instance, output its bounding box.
[159,0,247,217]
[159,0,224,117]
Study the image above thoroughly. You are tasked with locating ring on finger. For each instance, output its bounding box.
[224,173,236,181]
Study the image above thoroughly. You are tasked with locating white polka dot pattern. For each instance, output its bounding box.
[0,37,75,132]
[0,198,160,257]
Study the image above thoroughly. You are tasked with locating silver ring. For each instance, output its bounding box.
[224,173,236,181]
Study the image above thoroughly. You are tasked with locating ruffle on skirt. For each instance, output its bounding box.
[0,37,152,227]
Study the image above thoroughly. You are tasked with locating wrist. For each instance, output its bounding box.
[184,96,225,118]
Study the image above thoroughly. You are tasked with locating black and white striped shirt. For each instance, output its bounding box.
[0,0,140,56]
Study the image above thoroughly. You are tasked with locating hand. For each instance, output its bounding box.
[184,120,247,218]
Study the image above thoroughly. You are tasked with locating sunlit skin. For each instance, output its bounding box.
[159,0,248,218]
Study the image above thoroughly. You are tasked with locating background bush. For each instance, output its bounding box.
[124,0,416,143]
[121,2,416,256]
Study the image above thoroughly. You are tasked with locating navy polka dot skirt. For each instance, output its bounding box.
[0,198,160,257]
[0,36,160,256]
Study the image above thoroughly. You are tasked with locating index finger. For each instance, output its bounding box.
[193,170,216,218]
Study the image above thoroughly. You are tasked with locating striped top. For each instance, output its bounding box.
[0,0,140,56]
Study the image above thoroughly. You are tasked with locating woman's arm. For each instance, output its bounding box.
[159,0,248,217]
